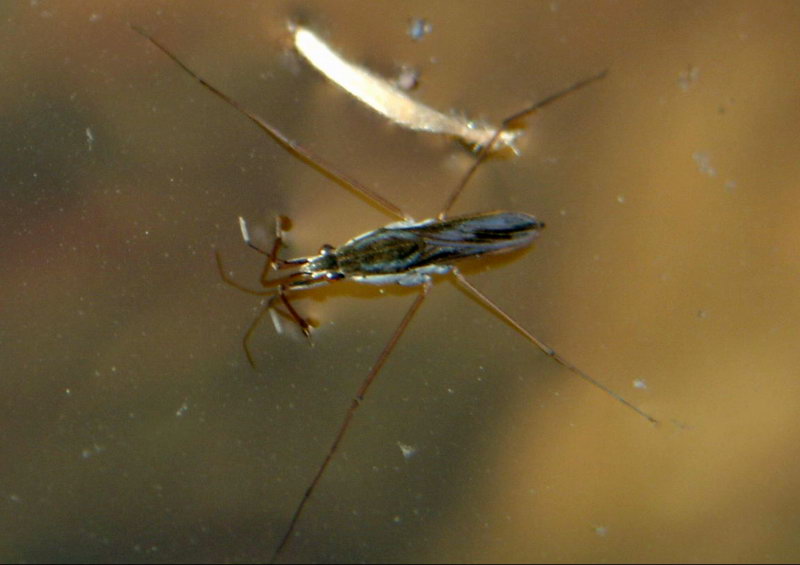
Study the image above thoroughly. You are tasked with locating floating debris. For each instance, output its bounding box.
[678,65,700,92]
[692,151,717,178]
[397,441,418,460]
[290,25,518,152]
[395,65,421,92]
[408,18,433,41]
[81,444,105,459]
[175,400,189,417]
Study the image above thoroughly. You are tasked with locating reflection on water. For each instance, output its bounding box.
[3,1,800,562]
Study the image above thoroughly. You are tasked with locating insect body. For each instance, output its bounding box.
[133,25,656,564]
[227,211,543,354]
[283,212,543,288]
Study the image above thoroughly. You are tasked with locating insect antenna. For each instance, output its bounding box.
[131,26,410,221]
[451,269,658,424]
[438,69,608,219]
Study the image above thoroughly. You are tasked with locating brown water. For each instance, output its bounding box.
[3,1,800,562]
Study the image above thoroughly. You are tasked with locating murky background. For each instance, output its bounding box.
[3,1,800,562]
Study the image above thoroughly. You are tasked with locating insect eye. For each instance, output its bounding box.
[326,272,345,281]
[319,244,335,255]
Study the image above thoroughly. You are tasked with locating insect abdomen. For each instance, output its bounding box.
[418,212,543,247]
[335,212,542,280]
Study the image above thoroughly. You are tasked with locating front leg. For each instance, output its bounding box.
[237,215,310,286]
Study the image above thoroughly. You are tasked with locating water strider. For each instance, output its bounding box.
[133,26,657,563]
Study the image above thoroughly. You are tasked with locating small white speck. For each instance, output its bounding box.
[89,13,102,22]
[678,66,700,92]
[408,18,432,40]
[594,525,609,537]
[692,152,717,178]
[616,194,626,204]
[632,379,648,390]
[395,65,420,92]
[81,444,105,459]
[175,401,189,417]
[397,442,417,460]
[85,127,94,150]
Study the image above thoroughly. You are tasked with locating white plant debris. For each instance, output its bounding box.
[290,25,518,153]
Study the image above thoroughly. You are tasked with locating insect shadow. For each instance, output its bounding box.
[133,26,658,563]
